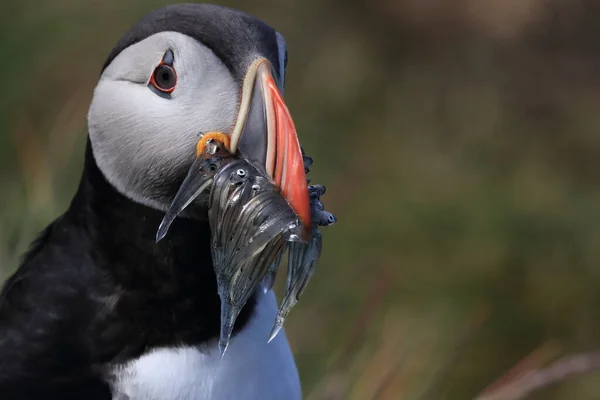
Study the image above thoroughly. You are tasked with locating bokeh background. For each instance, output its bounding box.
[2,0,600,398]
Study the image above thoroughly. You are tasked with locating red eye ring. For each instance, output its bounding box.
[149,63,177,94]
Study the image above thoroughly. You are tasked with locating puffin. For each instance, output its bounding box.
[0,4,310,400]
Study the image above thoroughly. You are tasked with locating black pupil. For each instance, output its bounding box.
[154,65,175,90]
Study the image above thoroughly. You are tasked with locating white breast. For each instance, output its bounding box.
[108,290,301,400]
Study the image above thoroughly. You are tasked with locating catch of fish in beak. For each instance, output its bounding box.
[156,134,336,355]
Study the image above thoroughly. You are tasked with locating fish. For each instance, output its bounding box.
[268,184,336,342]
[156,136,336,355]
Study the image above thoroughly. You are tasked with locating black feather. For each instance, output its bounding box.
[103,3,281,83]
[0,143,256,399]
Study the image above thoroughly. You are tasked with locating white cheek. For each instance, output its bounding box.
[174,52,239,132]
[87,31,240,210]
[88,75,238,210]
[93,81,193,155]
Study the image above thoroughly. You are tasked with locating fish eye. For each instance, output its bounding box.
[208,163,218,172]
[148,50,177,98]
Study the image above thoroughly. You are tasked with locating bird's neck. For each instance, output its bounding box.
[69,142,213,288]
[63,141,255,346]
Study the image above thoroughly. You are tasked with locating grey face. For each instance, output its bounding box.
[88,31,240,211]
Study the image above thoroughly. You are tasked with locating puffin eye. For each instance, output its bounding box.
[148,50,177,98]
[152,65,176,90]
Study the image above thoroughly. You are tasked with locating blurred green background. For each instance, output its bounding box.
[2,0,600,399]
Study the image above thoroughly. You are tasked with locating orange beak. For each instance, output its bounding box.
[228,58,311,237]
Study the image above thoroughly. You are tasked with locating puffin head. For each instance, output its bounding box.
[88,3,309,228]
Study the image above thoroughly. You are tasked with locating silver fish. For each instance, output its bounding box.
[268,184,336,342]
[155,151,232,242]
[207,158,303,355]
[157,141,336,355]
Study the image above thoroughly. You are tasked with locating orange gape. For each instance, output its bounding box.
[196,132,231,156]
[264,73,311,236]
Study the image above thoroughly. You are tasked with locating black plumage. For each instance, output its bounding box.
[0,141,255,399]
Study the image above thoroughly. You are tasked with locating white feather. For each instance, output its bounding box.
[108,290,301,400]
